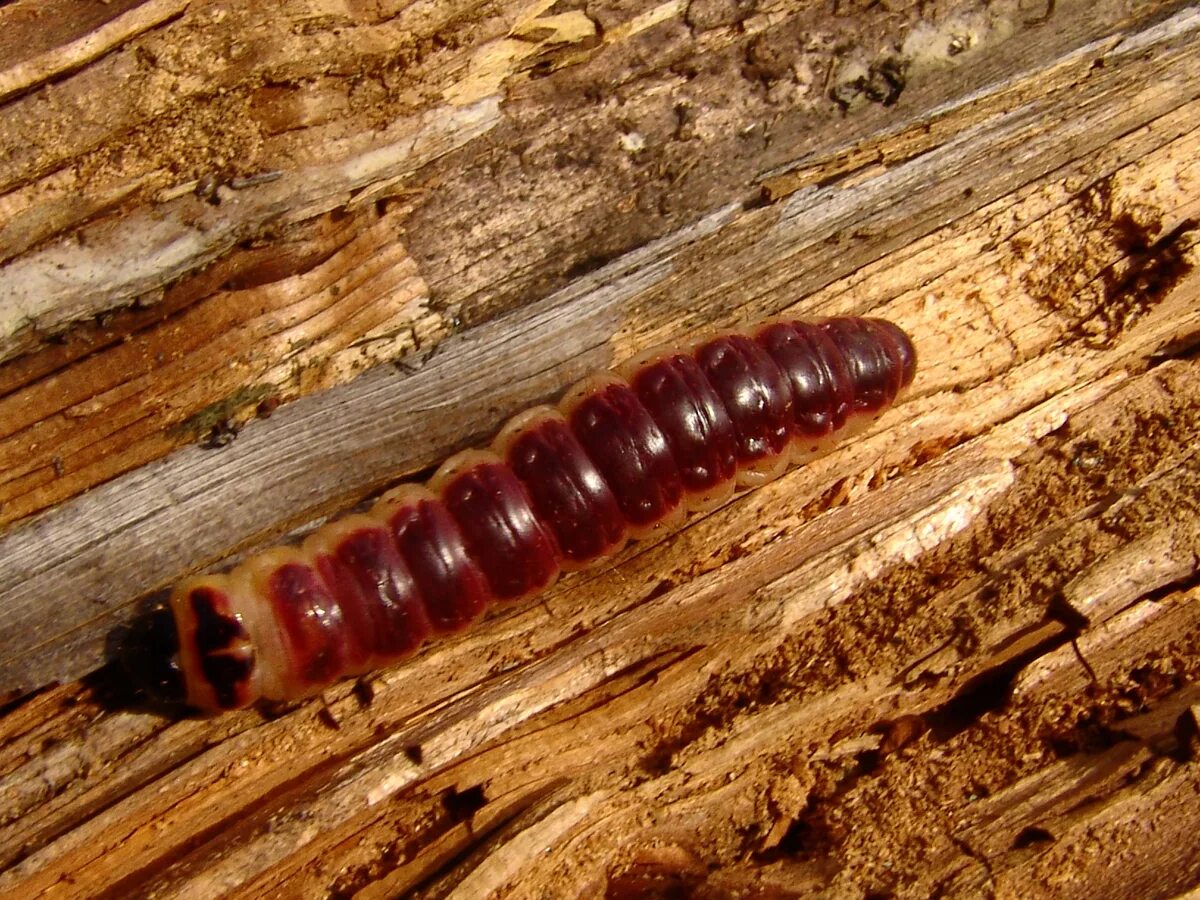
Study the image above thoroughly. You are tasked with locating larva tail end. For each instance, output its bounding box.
[119,604,187,707]
[870,318,918,387]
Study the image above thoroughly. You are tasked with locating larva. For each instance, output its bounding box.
[121,317,916,713]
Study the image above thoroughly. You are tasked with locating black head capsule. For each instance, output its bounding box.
[119,604,187,706]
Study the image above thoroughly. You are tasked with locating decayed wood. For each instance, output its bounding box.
[3,2,1199,700]
[0,209,433,528]
[0,0,1192,534]
[0,0,1199,896]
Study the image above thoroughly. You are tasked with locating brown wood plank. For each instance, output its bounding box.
[0,1,1198,896]
[2,5,1198,700]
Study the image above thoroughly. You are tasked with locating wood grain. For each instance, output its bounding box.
[3,5,1198,700]
[0,0,1198,896]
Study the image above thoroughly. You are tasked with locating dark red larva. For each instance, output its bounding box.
[122,317,917,713]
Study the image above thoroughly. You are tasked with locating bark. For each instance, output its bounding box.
[0,0,1198,896]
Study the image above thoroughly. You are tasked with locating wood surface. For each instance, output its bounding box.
[1,0,1199,896]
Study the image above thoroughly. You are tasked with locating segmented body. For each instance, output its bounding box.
[130,317,916,712]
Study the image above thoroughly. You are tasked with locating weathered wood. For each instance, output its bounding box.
[3,2,1198,700]
[0,0,1198,896]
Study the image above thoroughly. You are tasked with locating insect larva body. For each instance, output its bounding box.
[122,317,917,713]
